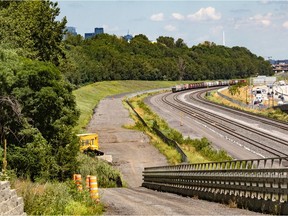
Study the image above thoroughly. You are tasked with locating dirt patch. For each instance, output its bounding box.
[86,97,167,188]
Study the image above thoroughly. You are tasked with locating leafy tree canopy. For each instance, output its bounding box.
[0,0,78,181]
[0,47,79,180]
[0,0,66,65]
[63,34,273,87]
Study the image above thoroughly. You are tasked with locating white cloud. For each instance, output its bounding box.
[249,13,272,27]
[164,25,177,32]
[172,13,185,20]
[283,21,288,29]
[187,7,221,21]
[150,13,164,21]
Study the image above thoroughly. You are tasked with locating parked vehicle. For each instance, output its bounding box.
[77,133,104,156]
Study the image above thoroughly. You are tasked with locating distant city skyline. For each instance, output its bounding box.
[57,1,288,60]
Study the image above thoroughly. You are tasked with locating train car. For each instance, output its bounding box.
[171,79,245,93]
[239,79,247,84]
[197,82,205,88]
[229,80,236,85]
[205,82,211,87]
[172,84,183,93]
[221,80,230,86]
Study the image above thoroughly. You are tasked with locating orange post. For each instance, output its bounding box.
[86,175,91,190]
[89,175,99,202]
[74,174,83,191]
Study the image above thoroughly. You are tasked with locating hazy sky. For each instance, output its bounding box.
[57,0,288,60]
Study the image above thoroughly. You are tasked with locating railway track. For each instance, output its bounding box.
[192,88,288,131]
[161,90,288,158]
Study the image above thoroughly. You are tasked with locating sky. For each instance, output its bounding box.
[57,0,288,60]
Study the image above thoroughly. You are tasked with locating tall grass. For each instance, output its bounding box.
[77,154,123,188]
[127,93,232,164]
[13,179,104,215]
[208,88,288,122]
[124,115,182,165]
[73,80,189,133]
[9,153,122,215]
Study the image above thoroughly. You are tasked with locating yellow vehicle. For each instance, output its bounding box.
[77,133,104,156]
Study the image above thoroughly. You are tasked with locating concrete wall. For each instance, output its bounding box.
[0,181,25,215]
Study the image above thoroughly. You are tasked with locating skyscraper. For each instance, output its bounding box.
[85,27,104,39]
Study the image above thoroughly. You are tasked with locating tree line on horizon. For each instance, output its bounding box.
[0,0,273,181]
[63,33,273,87]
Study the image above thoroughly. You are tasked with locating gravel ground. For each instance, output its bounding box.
[86,94,265,215]
[145,91,261,160]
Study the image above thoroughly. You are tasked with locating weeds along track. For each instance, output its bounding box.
[161,90,288,158]
[193,89,288,131]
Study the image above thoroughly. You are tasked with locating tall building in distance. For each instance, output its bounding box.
[94,28,104,35]
[85,27,104,39]
[66,26,77,35]
[123,30,133,42]
[64,26,77,39]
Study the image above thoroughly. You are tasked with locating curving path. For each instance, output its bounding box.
[86,93,265,215]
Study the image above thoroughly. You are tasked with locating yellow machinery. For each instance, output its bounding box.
[77,133,104,156]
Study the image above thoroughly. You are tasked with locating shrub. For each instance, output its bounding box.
[77,154,123,188]
[13,179,103,215]
[128,94,232,164]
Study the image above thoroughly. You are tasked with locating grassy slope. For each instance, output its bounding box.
[73,80,187,133]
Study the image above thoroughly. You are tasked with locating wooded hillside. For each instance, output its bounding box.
[63,34,273,87]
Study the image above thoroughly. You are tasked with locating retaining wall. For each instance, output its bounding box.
[0,181,25,215]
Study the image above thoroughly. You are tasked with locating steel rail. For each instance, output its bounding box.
[161,92,288,157]
[184,91,288,146]
[193,87,288,131]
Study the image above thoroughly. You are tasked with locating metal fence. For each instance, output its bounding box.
[126,100,188,163]
[143,157,288,215]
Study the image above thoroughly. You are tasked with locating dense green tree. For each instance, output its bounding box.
[175,38,188,49]
[0,0,66,65]
[156,36,175,48]
[0,48,79,180]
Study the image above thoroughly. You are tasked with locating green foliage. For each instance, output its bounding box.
[0,1,79,181]
[73,80,185,133]
[7,127,57,180]
[77,154,123,188]
[0,48,79,181]
[228,81,247,96]
[63,34,273,86]
[129,94,232,163]
[267,108,288,121]
[0,0,66,65]
[14,180,103,215]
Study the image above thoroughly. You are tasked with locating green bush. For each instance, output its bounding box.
[77,154,123,188]
[267,108,288,121]
[14,180,103,215]
[186,138,232,162]
[129,94,232,163]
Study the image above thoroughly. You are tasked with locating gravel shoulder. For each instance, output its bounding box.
[145,91,262,160]
[86,94,264,215]
[87,96,167,187]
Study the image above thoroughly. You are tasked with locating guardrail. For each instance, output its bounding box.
[142,157,288,215]
[126,100,188,163]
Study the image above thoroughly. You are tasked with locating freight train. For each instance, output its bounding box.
[171,79,246,93]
